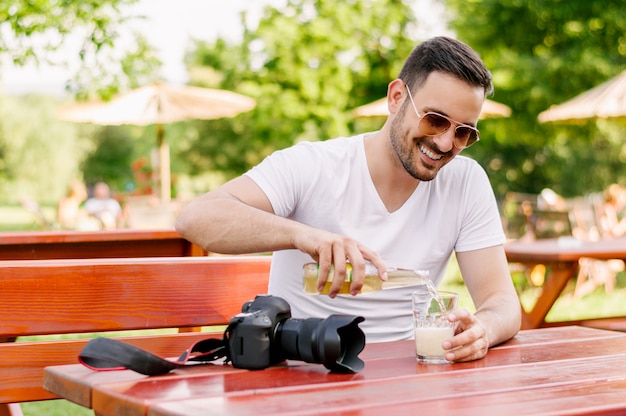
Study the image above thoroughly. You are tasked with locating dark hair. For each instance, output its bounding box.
[398,36,493,96]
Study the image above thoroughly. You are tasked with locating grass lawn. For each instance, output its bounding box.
[21,400,93,416]
[0,204,54,231]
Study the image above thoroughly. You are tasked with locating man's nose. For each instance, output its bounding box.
[433,128,456,153]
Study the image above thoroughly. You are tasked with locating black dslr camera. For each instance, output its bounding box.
[226,295,366,373]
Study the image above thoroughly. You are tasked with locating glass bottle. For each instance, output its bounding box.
[302,262,429,295]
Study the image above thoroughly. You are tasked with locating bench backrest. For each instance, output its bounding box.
[0,229,206,260]
[0,256,271,404]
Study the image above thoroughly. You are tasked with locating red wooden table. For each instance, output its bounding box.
[0,229,205,260]
[505,236,626,329]
[43,326,626,415]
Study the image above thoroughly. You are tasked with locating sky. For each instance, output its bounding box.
[0,0,448,96]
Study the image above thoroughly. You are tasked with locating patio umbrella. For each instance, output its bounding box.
[58,82,256,202]
[352,97,512,119]
[538,70,626,123]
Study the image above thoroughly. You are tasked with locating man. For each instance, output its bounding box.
[176,36,521,362]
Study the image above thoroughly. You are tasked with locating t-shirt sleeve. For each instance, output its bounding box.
[244,142,317,218]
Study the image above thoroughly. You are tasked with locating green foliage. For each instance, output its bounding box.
[68,32,163,101]
[444,0,626,197]
[0,1,164,205]
[0,95,87,204]
[4,0,626,202]
[0,94,161,204]
[0,0,162,100]
[0,0,134,64]
[182,0,419,181]
[0,130,7,182]
[81,126,136,191]
[183,0,626,198]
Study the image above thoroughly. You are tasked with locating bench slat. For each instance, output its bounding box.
[1,256,271,337]
[0,256,271,405]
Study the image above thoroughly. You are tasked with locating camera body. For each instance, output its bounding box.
[227,295,291,370]
[227,294,365,373]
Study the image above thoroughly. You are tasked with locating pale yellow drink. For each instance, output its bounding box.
[414,325,454,358]
[412,290,458,363]
[302,263,429,295]
[302,263,383,294]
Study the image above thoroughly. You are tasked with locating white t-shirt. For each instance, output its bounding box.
[84,198,122,219]
[245,134,505,342]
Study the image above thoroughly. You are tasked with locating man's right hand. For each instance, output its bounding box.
[292,229,387,297]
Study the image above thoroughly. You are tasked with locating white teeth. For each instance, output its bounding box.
[420,145,441,160]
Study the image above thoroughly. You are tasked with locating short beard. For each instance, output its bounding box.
[389,106,437,182]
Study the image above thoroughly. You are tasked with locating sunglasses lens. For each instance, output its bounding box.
[419,113,451,136]
[455,127,479,148]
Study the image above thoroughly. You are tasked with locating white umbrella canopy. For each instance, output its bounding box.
[352,97,512,119]
[538,70,626,123]
[58,83,256,202]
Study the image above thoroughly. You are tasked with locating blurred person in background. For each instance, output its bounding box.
[84,181,123,229]
[600,184,626,238]
[56,181,88,229]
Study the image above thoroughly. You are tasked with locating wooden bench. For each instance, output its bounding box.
[0,256,271,415]
[0,229,206,260]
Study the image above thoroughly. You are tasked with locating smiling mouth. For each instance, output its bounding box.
[419,144,442,161]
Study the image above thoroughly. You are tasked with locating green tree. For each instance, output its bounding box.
[181,0,419,180]
[444,0,626,197]
[0,0,162,99]
[0,0,163,204]
[0,94,86,203]
[81,126,136,192]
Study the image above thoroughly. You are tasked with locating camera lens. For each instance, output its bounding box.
[276,315,365,373]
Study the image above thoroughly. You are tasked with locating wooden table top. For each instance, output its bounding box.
[43,326,626,415]
[505,236,626,263]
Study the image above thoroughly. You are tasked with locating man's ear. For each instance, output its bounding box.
[386,79,406,115]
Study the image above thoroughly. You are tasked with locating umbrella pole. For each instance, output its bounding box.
[157,124,171,203]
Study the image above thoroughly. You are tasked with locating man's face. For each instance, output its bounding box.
[389,72,484,181]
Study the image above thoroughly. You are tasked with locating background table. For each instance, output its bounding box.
[44,326,626,415]
[0,229,205,260]
[505,236,626,329]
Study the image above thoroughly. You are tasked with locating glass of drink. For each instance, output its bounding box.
[412,287,458,364]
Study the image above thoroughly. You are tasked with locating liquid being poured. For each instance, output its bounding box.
[413,285,457,362]
[424,278,447,313]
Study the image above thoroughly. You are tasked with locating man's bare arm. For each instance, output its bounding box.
[175,176,306,254]
[442,245,521,362]
[458,245,522,346]
[175,176,387,296]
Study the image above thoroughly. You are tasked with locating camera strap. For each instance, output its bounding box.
[78,329,233,376]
